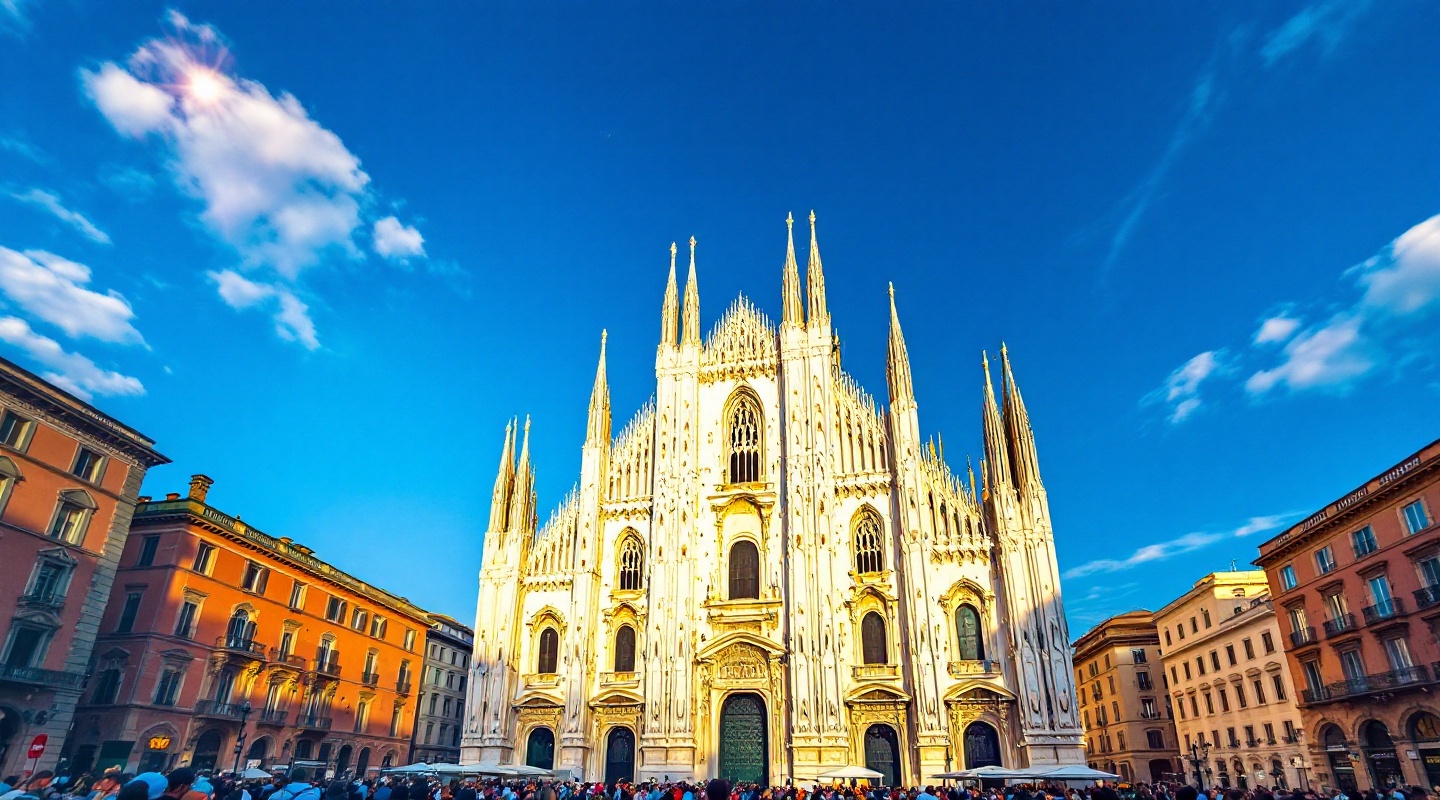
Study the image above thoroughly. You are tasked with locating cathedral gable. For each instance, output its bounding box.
[700,295,776,381]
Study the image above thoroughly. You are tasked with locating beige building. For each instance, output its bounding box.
[1156,572,1307,792]
[1074,611,1180,784]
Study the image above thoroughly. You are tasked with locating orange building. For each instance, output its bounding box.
[0,357,168,777]
[64,476,430,777]
[1255,438,1440,792]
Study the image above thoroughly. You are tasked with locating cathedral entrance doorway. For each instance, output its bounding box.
[604,727,635,784]
[719,693,768,785]
[963,722,1001,769]
[863,724,900,787]
[525,727,555,770]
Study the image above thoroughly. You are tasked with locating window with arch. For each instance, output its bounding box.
[728,540,760,599]
[726,391,763,484]
[225,608,256,648]
[853,508,885,574]
[618,536,644,592]
[861,612,887,665]
[613,625,636,672]
[537,628,559,674]
[955,604,984,661]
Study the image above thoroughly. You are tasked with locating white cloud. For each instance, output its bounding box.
[208,270,318,350]
[0,247,142,344]
[1354,214,1440,316]
[1262,0,1373,68]
[0,134,45,164]
[1245,313,1372,394]
[1253,314,1300,345]
[1147,349,1225,423]
[0,0,33,33]
[8,188,111,244]
[0,316,144,401]
[82,63,175,138]
[373,216,425,260]
[1064,514,1291,579]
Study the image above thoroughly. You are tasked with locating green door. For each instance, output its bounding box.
[719,694,768,784]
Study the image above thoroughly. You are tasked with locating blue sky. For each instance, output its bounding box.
[1,1,1437,629]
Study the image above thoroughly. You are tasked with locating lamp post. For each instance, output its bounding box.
[231,701,253,776]
[1188,741,1212,791]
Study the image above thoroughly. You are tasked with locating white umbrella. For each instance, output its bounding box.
[508,765,554,777]
[238,769,274,780]
[953,766,1031,780]
[384,763,434,774]
[465,764,517,777]
[431,764,471,776]
[1021,765,1121,781]
[930,772,971,780]
[817,766,885,781]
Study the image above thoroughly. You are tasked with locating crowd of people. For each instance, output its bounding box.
[0,766,1433,800]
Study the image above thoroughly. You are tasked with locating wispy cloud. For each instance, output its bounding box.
[1262,0,1374,68]
[1144,349,1227,423]
[0,247,141,343]
[208,270,318,350]
[1063,514,1293,579]
[0,0,33,34]
[373,216,425,261]
[0,316,143,401]
[8,188,111,244]
[0,133,45,164]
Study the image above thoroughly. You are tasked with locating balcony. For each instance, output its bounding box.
[1415,585,1440,610]
[295,712,333,730]
[1300,664,1432,704]
[1228,739,1241,748]
[256,709,288,726]
[600,671,640,686]
[1140,710,1164,719]
[0,663,85,689]
[1290,627,1317,647]
[1363,598,1406,624]
[1322,614,1358,638]
[523,673,560,688]
[1283,733,1301,743]
[195,700,249,719]
[1245,739,1261,747]
[947,660,1001,678]
[395,678,412,695]
[215,636,268,659]
[312,656,341,678]
[270,652,306,670]
[17,590,64,611]
[853,664,900,680]
[361,671,380,686]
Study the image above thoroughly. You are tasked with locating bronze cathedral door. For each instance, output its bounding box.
[718,693,768,784]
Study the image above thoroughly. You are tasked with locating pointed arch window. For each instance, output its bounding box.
[726,391,763,484]
[537,628,559,675]
[613,625,636,672]
[861,612,887,665]
[618,535,644,592]
[853,508,885,575]
[728,540,760,600]
[956,604,984,661]
[225,609,256,649]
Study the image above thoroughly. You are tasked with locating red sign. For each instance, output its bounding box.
[27,734,47,760]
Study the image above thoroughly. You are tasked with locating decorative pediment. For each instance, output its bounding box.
[34,546,78,567]
[944,682,1016,702]
[695,630,785,663]
[701,296,777,378]
[589,689,644,707]
[846,685,912,704]
[526,606,566,631]
[512,692,563,709]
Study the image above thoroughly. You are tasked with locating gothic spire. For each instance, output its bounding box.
[586,330,611,447]
[681,236,701,346]
[981,351,1012,490]
[885,283,914,404]
[1001,343,1042,494]
[488,418,516,531]
[661,242,679,346]
[806,210,829,324]
[781,213,803,327]
[508,416,534,532]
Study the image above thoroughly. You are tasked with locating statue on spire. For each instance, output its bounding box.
[681,236,700,345]
[781,212,803,327]
[660,243,679,347]
[807,210,829,325]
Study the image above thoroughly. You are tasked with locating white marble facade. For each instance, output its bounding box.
[463,215,1084,785]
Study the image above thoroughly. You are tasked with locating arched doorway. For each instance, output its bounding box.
[963,721,1002,769]
[336,744,353,778]
[1148,759,1172,783]
[604,727,635,784]
[863,724,900,787]
[1411,712,1440,787]
[1362,720,1402,788]
[381,751,396,769]
[718,693,768,784]
[1234,758,1248,789]
[192,729,223,772]
[525,727,555,770]
[247,737,270,768]
[357,747,371,777]
[1322,724,1357,791]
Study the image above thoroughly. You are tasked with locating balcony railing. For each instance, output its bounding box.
[257,709,288,726]
[1290,627,1317,647]
[1140,710,1163,719]
[215,636,268,658]
[1228,739,1241,748]
[853,664,900,680]
[270,652,306,670]
[1322,614,1358,637]
[395,678,412,695]
[313,657,341,677]
[1415,585,1440,610]
[1283,733,1301,743]
[600,671,640,685]
[947,660,1001,677]
[194,700,249,718]
[1245,739,1261,747]
[295,712,333,730]
[1363,598,1406,624]
[361,671,380,686]
[523,673,560,688]
[18,590,64,610]
[0,663,85,689]
[1301,665,1432,703]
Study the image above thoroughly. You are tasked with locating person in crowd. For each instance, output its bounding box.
[1,772,55,800]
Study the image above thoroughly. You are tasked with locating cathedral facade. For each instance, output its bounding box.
[462,215,1084,785]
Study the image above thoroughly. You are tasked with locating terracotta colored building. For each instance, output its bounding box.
[1255,438,1440,792]
[0,357,168,776]
[1073,610,1180,784]
[64,477,430,777]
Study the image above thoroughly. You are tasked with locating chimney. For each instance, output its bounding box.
[188,474,214,503]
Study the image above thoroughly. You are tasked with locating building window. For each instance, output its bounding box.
[614,625,636,672]
[1263,722,1275,743]
[1315,546,1336,575]
[50,490,97,544]
[1280,565,1297,590]
[1384,637,1413,670]
[618,535,644,591]
[1225,645,1236,666]
[1405,500,1431,534]
[852,508,885,575]
[1276,672,1292,701]
[1352,525,1378,557]
[116,590,143,633]
[325,596,347,623]
[0,411,34,449]
[92,668,122,704]
[1132,648,1147,664]
[404,628,416,651]
[1202,609,1211,628]
[370,615,387,639]
[1253,678,1266,704]
[1218,687,1230,712]
[1170,665,1178,684]
[1189,696,1198,717]
[390,703,404,738]
[278,630,295,659]
[71,447,106,483]
[1236,683,1248,708]
[1137,671,1153,690]
[1203,692,1214,714]
[26,559,70,605]
[1183,662,1192,680]
[174,600,199,638]
[725,391,763,483]
[351,608,369,632]
[136,536,160,567]
[1147,729,1164,749]
[355,698,370,733]
[861,612,887,665]
[289,581,306,610]
[154,668,182,705]
[1165,630,1172,646]
[1141,697,1157,717]
[537,628,559,674]
[241,562,269,594]
[193,542,216,574]
[225,610,255,647]
[1261,631,1275,653]
[2,622,51,668]
[1242,638,1255,659]
[728,540,760,600]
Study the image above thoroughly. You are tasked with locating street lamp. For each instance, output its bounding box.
[232,701,253,775]
[1188,741,1212,791]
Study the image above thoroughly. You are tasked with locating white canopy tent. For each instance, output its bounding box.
[816,766,885,781]
[383,763,434,775]
[1019,765,1121,781]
